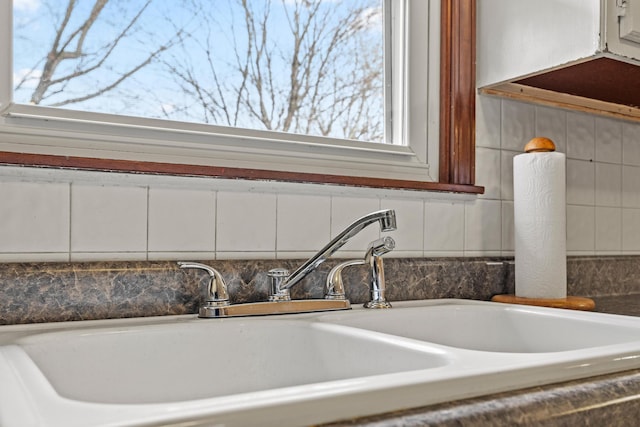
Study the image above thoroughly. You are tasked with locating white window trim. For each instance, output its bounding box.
[0,1,439,182]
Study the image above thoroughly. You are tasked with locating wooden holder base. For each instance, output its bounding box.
[491,294,596,311]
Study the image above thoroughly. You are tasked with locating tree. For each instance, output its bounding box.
[15,0,186,108]
[14,0,385,143]
[165,0,384,142]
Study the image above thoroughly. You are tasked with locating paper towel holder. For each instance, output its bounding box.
[491,137,596,311]
[524,136,556,153]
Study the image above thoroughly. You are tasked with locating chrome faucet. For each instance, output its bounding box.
[325,236,395,308]
[177,262,230,318]
[268,209,396,301]
[178,209,397,318]
[363,236,395,308]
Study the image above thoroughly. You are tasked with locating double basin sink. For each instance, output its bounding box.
[1,299,639,426]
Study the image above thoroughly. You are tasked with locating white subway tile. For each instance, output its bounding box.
[595,207,622,252]
[464,199,502,252]
[501,100,535,151]
[595,163,621,207]
[500,150,517,201]
[381,198,424,253]
[277,194,330,252]
[148,188,215,252]
[216,251,276,260]
[331,197,380,255]
[476,95,501,149]
[567,251,598,256]
[70,252,148,262]
[566,112,595,161]
[216,192,276,252]
[622,165,640,208]
[622,208,640,251]
[276,251,319,260]
[424,200,465,252]
[0,181,70,254]
[71,184,147,253]
[424,251,464,257]
[501,201,514,252]
[566,205,595,252]
[595,117,622,164]
[465,251,502,257]
[0,253,70,263]
[566,159,595,206]
[384,250,424,258]
[148,252,215,261]
[535,106,566,153]
[622,121,640,166]
[476,147,501,199]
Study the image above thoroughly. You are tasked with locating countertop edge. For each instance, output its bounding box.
[321,368,640,427]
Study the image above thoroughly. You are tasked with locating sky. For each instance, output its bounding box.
[13,0,40,12]
[12,0,385,141]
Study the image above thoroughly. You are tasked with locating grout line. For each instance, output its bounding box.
[275,194,279,259]
[67,182,73,262]
[145,186,150,261]
[620,203,624,253]
[422,199,426,257]
[462,200,467,256]
[213,190,218,260]
[329,196,333,240]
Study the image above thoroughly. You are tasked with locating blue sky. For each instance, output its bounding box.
[12,0,384,140]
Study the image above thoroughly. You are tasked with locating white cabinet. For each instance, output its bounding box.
[619,0,640,46]
[478,0,640,122]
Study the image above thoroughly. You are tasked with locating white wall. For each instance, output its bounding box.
[1,95,639,262]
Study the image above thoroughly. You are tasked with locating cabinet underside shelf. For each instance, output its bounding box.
[480,57,640,123]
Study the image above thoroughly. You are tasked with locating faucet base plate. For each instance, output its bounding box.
[199,299,351,318]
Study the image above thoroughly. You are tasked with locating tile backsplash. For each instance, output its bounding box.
[2,96,640,262]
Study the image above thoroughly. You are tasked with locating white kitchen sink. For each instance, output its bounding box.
[14,318,446,404]
[317,300,640,352]
[1,299,639,427]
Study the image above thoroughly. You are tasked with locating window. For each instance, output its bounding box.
[14,0,387,143]
[1,1,479,193]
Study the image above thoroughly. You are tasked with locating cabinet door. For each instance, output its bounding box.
[604,0,640,61]
[620,0,640,43]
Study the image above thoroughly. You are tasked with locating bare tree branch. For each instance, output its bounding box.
[28,0,184,108]
[165,0,384,141]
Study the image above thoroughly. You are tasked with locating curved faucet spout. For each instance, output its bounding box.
[280,209,396,292]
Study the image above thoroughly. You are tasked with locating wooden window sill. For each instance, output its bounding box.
[0,151,484,194]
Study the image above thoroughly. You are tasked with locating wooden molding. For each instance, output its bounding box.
[439,0,476,185]
[481,82,640,123]
[0,151,484,194]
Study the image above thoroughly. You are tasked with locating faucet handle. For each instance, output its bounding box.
[325,259,365,300]
[178,262,230,311]
[268,268,291,301]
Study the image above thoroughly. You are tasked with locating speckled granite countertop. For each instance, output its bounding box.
[592,294,640,317]
[321,368,640,427]
[1,256,639,325]
[320,294,640,427]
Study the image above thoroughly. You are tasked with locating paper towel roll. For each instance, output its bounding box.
[513,150,567,299]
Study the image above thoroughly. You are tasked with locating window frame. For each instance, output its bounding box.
[0,0,480,194]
